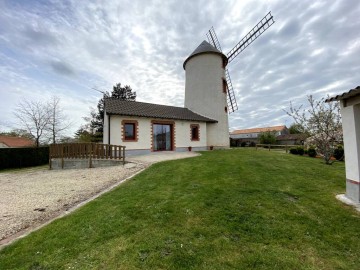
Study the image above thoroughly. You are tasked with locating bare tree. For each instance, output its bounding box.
[14,100,51,147]
[285,95,342,164]
[47,96,72,144]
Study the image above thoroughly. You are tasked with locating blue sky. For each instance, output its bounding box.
[0,0,359,136]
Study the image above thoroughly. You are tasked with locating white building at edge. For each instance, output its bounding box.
[326,86,360,204]
[103,40,230,156]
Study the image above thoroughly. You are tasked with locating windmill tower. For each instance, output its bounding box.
[184,12,275,149]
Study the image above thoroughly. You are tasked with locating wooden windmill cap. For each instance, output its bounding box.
[183,40,228,69]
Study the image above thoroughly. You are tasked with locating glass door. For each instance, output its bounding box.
[153,124,172,151]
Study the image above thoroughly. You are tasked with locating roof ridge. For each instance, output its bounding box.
[104,98,186,110]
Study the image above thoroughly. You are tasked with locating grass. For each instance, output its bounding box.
[0,148,359,269]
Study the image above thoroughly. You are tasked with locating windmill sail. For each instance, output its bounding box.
[225,69,238,113]
[206,27,238,114]
[227,12,275,63]
[206,27,222,51]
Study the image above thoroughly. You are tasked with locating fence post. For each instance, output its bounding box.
[89,143,93,168]
[122,146,126,165]
[49,145,52,170]
[61,145,64,169]
[286,145,288,153]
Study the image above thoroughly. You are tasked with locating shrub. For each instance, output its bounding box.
[0,146,49,170]
[240,141,247,147]
[307,147,317,158]
[297,146,304,156]
[333,145,344,161]
[304,149,308,155]
[259,131,276,145]
[289,148,298,155]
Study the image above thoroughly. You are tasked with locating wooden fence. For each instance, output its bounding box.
[256,144,299,153]
[49,143,126,169]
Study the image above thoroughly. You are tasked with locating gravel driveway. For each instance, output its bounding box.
[0,163,146,244]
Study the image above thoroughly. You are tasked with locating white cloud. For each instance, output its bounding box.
[0,0,359,136]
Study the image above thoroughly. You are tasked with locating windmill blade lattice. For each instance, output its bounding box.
[206,27,238,114]
[227,12,275,63]
[224,69,238,113]
[206,27,222,51]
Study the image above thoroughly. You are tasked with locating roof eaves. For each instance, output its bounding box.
[326,86,360,102]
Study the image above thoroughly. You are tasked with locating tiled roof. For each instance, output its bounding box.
[183,40,228,69]
[230,125,287,135]
[325,86,360,102]
[0,136,34,147]
[276,134,308,141]
[104,99,217,123]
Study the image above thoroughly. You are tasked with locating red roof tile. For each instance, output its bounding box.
[230,125,287,135]
[0,136,34,148]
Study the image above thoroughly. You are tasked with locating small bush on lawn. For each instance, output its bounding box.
[289,148,298,155]
[297,146,304,156]
[333,145,344,161]
[308,147,317,158]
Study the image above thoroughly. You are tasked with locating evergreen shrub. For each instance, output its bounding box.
[0,147,49,170]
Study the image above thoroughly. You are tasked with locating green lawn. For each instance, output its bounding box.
[1,149,359,269]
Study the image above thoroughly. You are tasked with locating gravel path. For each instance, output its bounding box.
[0,163,146,243]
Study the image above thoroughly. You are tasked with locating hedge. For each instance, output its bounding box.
[0,146,49,170]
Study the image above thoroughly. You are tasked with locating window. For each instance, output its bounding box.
[125,123,135,140]
[122,120,138,142]
[222,78,227,93]
[222,58,226,69]
[151,120,175,151]
[191,124,199,141]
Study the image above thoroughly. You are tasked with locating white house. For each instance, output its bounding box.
[103,41,230,156]
[326,86,360,204]
[230,125,288,144]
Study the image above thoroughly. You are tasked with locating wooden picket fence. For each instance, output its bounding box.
[256,144,298,153]
[49,143,126,169]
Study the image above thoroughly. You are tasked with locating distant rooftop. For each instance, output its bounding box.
[230,125,287,135]
[0,136,34,148]
[104,99,217,123]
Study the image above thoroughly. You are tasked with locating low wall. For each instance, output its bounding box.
[50,158,123,170]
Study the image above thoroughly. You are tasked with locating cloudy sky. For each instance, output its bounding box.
[0,0,359,136]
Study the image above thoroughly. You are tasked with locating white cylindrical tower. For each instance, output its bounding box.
[183,40,229,148]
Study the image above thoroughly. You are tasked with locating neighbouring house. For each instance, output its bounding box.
[326,85,360,204]
[230,125,288,146]
[0,136,34,148]
[276,133,308,145]
[103,41,230,156]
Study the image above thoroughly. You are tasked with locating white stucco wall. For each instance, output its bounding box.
[104,114,208,150]
[103,110,109,144]
[176,121,207,148]
[184,53,229,148]
[341,102,360,181]
[108,116,151,150]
